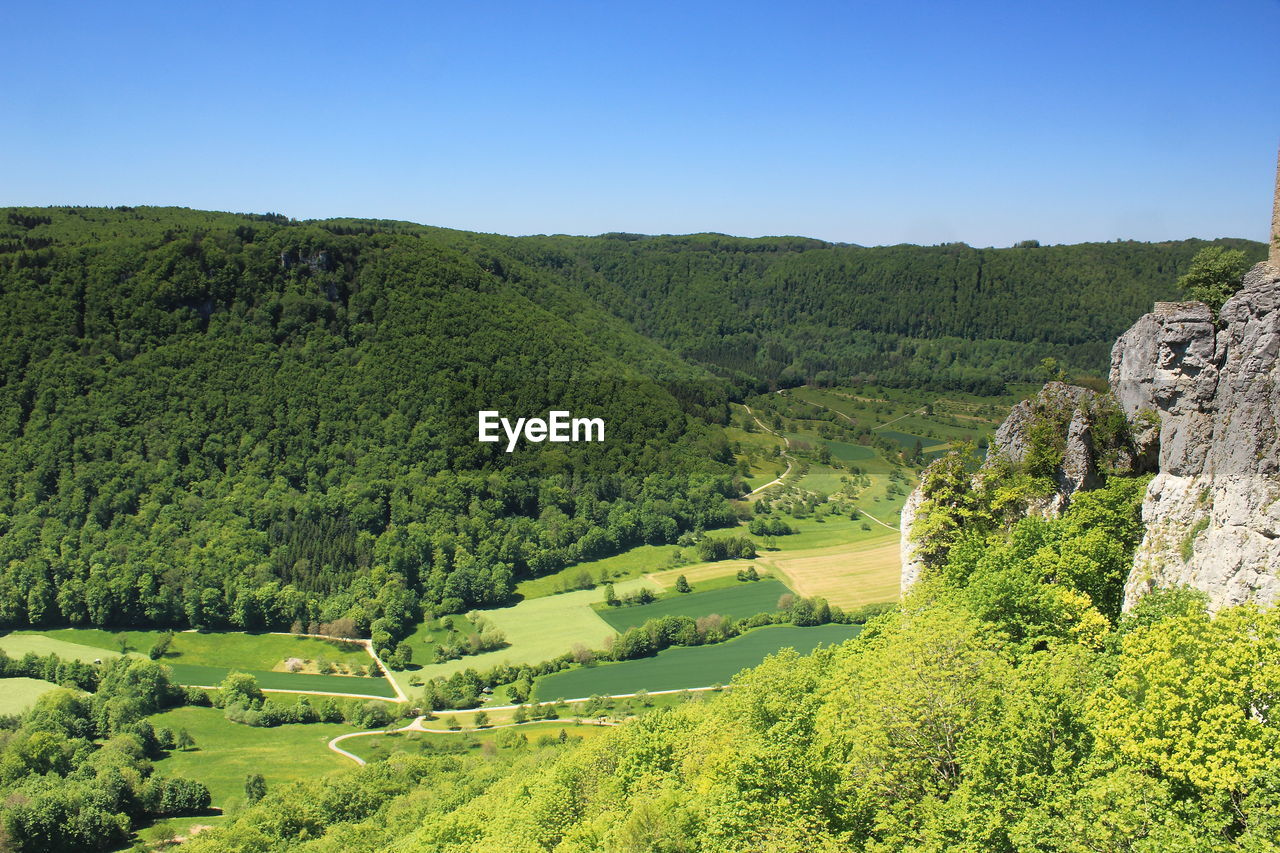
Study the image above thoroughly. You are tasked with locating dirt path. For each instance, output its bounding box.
[757,396,900,530]
[743,404,794,497]
[327,686,726,766]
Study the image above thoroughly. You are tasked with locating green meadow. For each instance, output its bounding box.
[341,720,613,763]
[164,663,396,697]
[0,677,63,715]
[533,623,859,700]
[146,706,361,812]
[514,544,680,599]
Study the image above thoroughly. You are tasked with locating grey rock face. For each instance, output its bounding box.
[899,482,927,596]
[984,381,1123,510]
[900,264,1280,604]
[1116,263,1280,610]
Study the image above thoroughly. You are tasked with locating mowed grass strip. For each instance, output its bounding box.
[533,624,859,700]
[764,533,901,610]
[147,706,361,812]
[1,632,138,663]
[36,629,372,670]
[0,677,63,714]
[165,663,397,697]
[598,580,791,632]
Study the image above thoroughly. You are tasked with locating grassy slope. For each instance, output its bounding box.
[0,633,139,663]
[533,624,859,699]
[0,677,63,714]
[7,629,393,697]
[146,706,360,813]
[341,721,614,763]
[388,586,636,698]
[38,629,371,668]
[164,663,396,697]
[514,545,679,598]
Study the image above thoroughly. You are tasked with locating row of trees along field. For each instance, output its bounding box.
[180,443,1280,851]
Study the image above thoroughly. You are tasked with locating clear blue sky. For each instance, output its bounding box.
[2,0,1277,246]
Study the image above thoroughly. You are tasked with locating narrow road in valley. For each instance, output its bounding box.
[326,686,727,766]
[743,404,794,496]
[854,508,899,532]
[769,393,902,531]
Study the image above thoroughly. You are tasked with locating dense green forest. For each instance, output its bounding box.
[499,231,1266,394]
[176,448,1280,851]
[0,206,1264,644]
[0,207,737,642]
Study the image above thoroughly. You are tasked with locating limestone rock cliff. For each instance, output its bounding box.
[899,381,1148,594]
[1116,263,1280,610]
[900,263,1280,608]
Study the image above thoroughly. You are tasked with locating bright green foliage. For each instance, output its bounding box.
[1177,245,1252,314]
[0,658,209,852]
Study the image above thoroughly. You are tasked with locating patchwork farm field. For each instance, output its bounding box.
[597,579,790,631]
[0,677,62,714]
[763,531,902,609]
[533,623,859,700]
[390,586,630,696]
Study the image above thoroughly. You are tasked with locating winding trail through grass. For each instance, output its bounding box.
[743,404,794,496]
[326,687,724,765]
[750,397,900,531]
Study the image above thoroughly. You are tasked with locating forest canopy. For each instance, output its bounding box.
[0,206,1263,642]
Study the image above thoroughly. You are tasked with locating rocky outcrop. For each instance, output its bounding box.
[899,381,1142,593]
[898,484,927,595]
[1117,263,1280,610]
[983,382,1131,515]
[899,263,1280,607]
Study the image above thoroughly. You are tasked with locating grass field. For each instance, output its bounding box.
[390,586,627,697]
[725,421,787,488]
[38,628,371,670]
[146,706,360,812]
[0,632,138,663]
[165,663,397,697]
[4,629,394,698]
[762,530,901,609]
[515,544,680,599]
[533,623,859,700]
[645,559,774,591]
[0,677,63,714]
[597,579,790,631]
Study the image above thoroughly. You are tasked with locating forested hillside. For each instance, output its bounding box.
[0,206,1264,641]
[503,232,1266,393]
[0,207,737,637]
